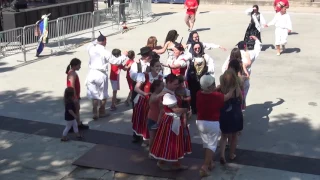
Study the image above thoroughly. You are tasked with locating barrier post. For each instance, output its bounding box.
[22,27,26,62]
[92,11,95,41]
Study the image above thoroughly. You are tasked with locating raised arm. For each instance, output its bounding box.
[153,41,170,54]
[245,8,253,15]
[204,54,215,77]
[202,42,227,51]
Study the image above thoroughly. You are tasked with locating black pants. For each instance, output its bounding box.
[188,79,201,114]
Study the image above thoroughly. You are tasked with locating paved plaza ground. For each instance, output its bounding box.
[0,4,320,180]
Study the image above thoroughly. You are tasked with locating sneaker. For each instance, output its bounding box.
[276,52,280,56]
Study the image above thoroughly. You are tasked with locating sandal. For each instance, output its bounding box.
[220,157,226,165]
[229,154,237,161]
[110,106,117,111]
[61,137,69,142]
[199,167,210,177]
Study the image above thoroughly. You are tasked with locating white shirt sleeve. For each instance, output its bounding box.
[245,8,253,15]
[204,54,215,77]
[253,39,262,60]
[176,58,187,68]
[286,14,292,31]
[163,93,177,107]
[202,42,220,50]
[221,55,230,73]
[136,73,146,83]
[129,62,138,81]
[109,55,128,65]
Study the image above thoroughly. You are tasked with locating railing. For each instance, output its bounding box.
[0,0,152,62]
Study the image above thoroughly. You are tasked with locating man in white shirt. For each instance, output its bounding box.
[265,5,292,56]
[86,32,127,120]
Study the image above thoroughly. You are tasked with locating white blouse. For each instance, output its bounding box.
[245,8,266,32]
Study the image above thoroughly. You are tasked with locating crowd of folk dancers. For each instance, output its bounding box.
[61,2,293,178]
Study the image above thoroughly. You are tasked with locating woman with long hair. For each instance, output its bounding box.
[132,59,163,143]
[187,42,214,114]
[150,74,189,170]
[153,30,181,76]
[66,58,88,130]
[244,5,266,43]
[218,70,243,164]
[222,47,250,77]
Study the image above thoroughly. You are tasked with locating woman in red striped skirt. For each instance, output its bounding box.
[132,59,163,142]
[150,74,189,170]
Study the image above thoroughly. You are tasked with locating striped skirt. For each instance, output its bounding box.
[149,114,185,162]
[132,95,149,140]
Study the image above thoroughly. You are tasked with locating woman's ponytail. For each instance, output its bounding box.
[65,64,71,74]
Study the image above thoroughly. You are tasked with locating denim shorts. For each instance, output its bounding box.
[147,119,158,131]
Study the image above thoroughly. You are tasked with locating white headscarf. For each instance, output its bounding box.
[200,74,215,91]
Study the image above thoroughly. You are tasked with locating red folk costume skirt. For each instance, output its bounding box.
[150,114,188,162]
[132,95,150,140]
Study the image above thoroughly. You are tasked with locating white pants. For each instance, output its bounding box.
[86,69,109,100]
[62,120,79,136]
[196,120,220,152]
[275,27,288,45]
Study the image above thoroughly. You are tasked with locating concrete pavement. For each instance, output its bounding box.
[0,4,320,179]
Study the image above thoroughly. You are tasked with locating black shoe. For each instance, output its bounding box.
[78,123,89,130]
[132,133,142,143]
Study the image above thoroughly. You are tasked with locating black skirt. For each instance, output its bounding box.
[219,97,244,134]
[244,23,261,43]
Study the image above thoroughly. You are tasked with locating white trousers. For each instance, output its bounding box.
[62,120,79,136]
[244,79,250,102]
[275,27,288,46]
[196,120,220,152]
[86,69,109,100]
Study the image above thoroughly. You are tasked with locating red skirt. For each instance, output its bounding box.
[132,95,149,140]
[150,114,185,162]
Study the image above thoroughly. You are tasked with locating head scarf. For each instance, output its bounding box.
[189,42,204,57]
[186,31,199,45]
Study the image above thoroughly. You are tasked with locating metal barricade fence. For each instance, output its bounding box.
[0,28,23,58]
[57,12,93,47]
[0,0,152,61]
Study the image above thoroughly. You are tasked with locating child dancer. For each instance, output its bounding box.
[123,50,135,106]
[147,80,165,151]
[61,87,83,141]
[110,49,123,111]
[265,6,292,56]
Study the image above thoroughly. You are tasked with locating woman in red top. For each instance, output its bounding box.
[132,59,163,142]
[150,74,189,171]
[184,0,198,31]
[196,74,234,177]
[66,58,89,130]
[123,50,135,106]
